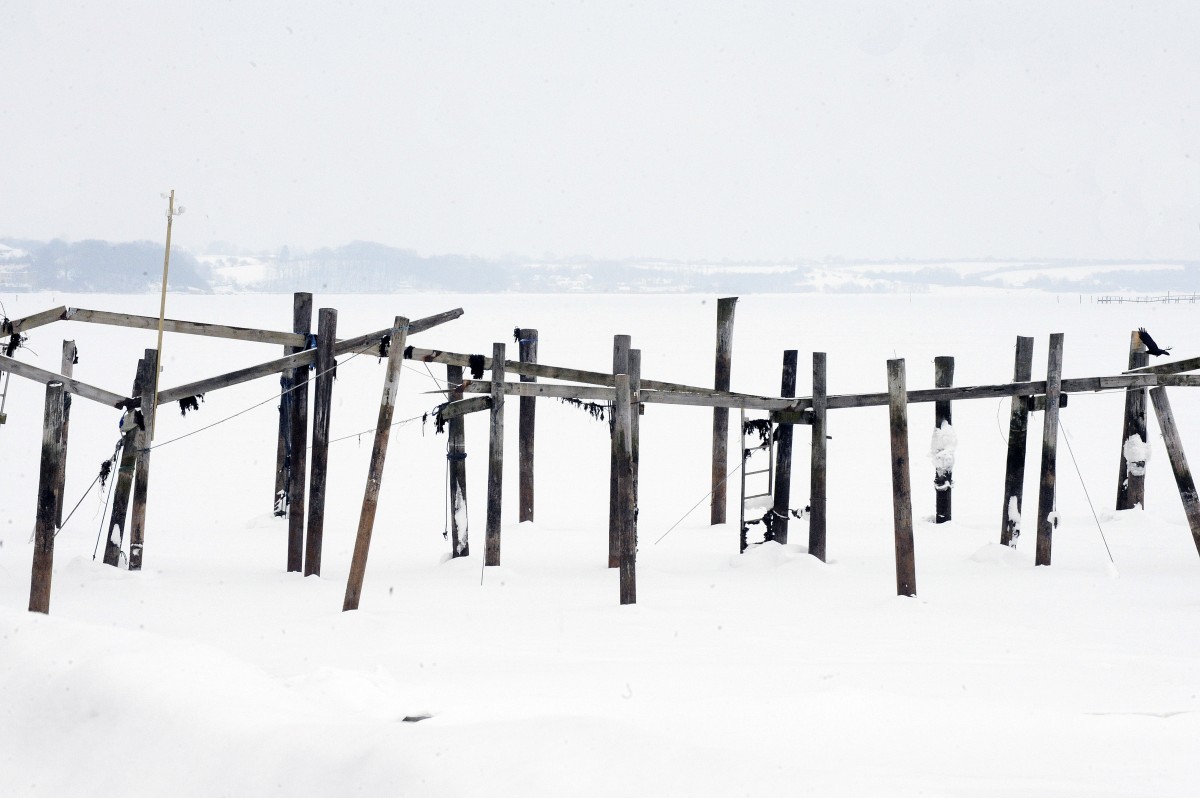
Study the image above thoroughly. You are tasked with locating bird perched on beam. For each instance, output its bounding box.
[1138,327,1173,357]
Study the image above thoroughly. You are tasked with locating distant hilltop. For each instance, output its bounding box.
[1,239,1197,294]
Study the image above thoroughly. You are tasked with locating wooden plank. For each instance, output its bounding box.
[3,306,67,335]
[54,341,76,526]
[1148,387,1200,558]
[64,307,304,347]
[711,297,737,525]
[1125,355,1200,376]
[887,359,916,597]
[437,395,493,423]
[933,356,955,523]
[1159,375,1200,387]
[158,348,317,405]
[286,299,313,573]
[1001,337,1035,547]
[447,365,470,558]
[275,293,310,515]
[772,350,798,544]
[809,352,828,562]
[485,343,505,567]
[332,307,465,357]
[1117,331,1150,511]
[29,382,65,614]
[615,373,636,605]
[0,353,127,408]
[342,317,410,611]
[460,381,617,402]
[304,308,337,577]
[1035,333,1065,566]
[610,336,631,569]
[103,358,152,567]
[517,328,538,523]
[128,349,158,571]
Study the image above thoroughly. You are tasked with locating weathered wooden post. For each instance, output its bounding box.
[1000,337,1035,547]
[485,342,505,567]
[887,359,917,596]
[275,292,311,517]
[103,356,152,567]
[1035,333,1065,566]
[609,335,631,568]
[809,352,828,562]
[772,350,798,544]
[129,348,158,571]
[343,317,409,611]
[54,341,76,525]
[932,356,955,523]
[1116,330,1150,510]
[305,308,338,577]
[286,295,313,572]
[1148,387,1200,558]
[517,328,537,523]
[447,364,470,557]
[614,373,636,605]
[629,348,642,516]
[29,381,65,613]
[711,297,737,524]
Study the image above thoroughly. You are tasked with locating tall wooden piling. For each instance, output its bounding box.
[609,335,631,568]
[809,352,828,562]
[517,328,538,523]
[1148,387,1200,558]
[1116,330,1150,510]
[1001,337,1035,547]
[710,297,737,524]
[305,308,338,577]
[129,348,158,571]
[343,317,409,611]
[933,356,955,523]
[103,357,152,567]
[29,382,65,614]
[629,348,641,509]
[485,342,505,567]
[614,373,636,605]
[447,364,470,557]
[286,294,313,572]
[887,359,916,597]
[1035,333,1065,566]
[772,350,798,544]
[275,292,311,516]
[54,341,76,525]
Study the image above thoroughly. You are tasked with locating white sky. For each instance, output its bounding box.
[1,1,1197,261]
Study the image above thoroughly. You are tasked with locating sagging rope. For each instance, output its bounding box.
[1059,418,1118,570]
[654,459,747,545]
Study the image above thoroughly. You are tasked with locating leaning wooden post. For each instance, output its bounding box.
[629,348,642,515]
[1000,336,1035,547]
[1035,333,1065,567]
[887,359,917,596]
[485,342,505,567]
[609,335,631,568]
[128,348,158,571]
[29,381,66,614]
[103,357,152,567]
[772,350,798,544]
[809,352,828,562]
[710,297,738,524]
[932,356,955,523]
[54,340,77,526]
[1148,387,1200,558]
[614,373,637,605]
[286,294,313,571]
[343,317,409,611]
[275,292,311,516]
[1116,330,1150,510]
[447,364,470,558]
[304,308,338,577]
[517,328,538,523]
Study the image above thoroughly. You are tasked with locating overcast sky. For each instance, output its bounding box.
[2,1,1197,261]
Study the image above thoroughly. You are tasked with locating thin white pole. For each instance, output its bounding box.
[152,190,175,440]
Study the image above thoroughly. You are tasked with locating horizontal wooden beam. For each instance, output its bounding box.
[435,395,493,423]
[335,308,464,357]
[64,308,305,347]
[1159,375,1200,387]
[2,306,68,335]
[461,380,619,402]
[1126,356,1200,376]
[0,353,128,408]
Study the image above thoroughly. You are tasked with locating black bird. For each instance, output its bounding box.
[1138,327,1173,357]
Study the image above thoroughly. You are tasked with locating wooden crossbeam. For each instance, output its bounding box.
[64,308,305,347]
[1126,355,1200,376]
[0,353,128,408]
[3,306,68,335]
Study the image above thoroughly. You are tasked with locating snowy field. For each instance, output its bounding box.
[2,290,1199,797]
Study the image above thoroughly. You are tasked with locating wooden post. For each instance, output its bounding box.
[304,308,338,577]
[1035,333,1065,566]
[447,364,470,558]
[933,356,955,523]
[614,373,636,605]
[1116,330,1150,510]
[517,328,538,523]
[887,359,917,596]
[711,297,737,524]
[1000,337,1035,547]
[485,342,505,567]
[772,350,798,544]
[29,382,65,614]
[1148,387,1200,558]
[343,317,409,611]
[809,352,828,562]
[103,357,152,567]
[287,294,313,572]
[609,335,631,568]
[128,348,158,571]
[275,292,310,516]
[629,348,641,569]
[54,340,76,526]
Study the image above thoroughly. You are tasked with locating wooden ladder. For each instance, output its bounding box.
[738,408,775,552]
